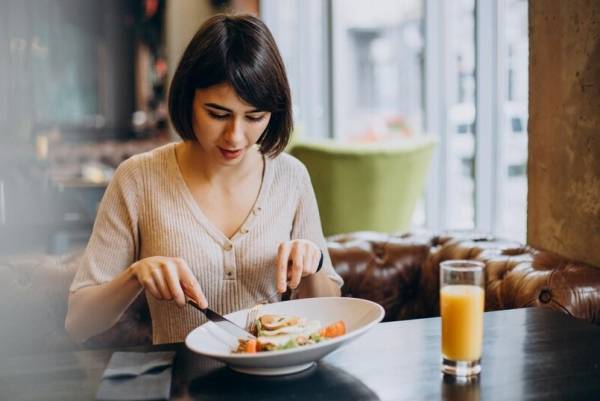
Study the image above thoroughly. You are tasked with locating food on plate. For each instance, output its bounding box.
[234,314,346,353]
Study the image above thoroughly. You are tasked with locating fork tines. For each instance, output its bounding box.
[246,304,263,333]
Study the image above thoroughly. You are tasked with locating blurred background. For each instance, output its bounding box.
[0,0,528,256]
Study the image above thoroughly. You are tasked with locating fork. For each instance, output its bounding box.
[244,290,282,332]
[245,303,263,332]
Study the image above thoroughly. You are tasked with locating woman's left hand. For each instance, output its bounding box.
[275,239,322,293]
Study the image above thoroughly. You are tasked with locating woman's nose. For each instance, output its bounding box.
[224,118,245,144]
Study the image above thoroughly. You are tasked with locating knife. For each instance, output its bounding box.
[187,298,256,340]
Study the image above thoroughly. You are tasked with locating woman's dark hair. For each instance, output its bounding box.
[168,14,292,157]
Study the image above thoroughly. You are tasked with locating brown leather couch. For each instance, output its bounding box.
[328,231,600,323]
[1,231,599,356]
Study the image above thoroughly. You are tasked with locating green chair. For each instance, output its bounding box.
[290,137,436,236]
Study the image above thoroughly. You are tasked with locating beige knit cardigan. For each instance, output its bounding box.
[70,143,343,344]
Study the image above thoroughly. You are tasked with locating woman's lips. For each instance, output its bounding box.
[219,147,243,160]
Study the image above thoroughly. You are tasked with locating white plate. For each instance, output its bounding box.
[185,297,384,376]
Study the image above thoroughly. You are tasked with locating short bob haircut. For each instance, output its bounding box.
[168,14,292,157]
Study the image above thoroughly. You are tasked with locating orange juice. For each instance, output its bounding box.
[441,285,484,361]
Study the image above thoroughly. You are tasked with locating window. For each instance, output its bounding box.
[496,0,528,240]
[330,0,424,140]
[439,0,476,230]
[261,0,330,138]
[262,0,529,241]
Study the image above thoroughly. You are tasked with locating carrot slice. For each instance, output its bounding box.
[320,320,346,338]
[332,320,346,337]
[245,339,257,353]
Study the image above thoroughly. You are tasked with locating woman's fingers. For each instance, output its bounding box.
[139,272,162,300]
[133,257,206,307]
[288,243,304,289]
[177,261,208,308]
[277,240,322,291]
[276,242,291,293]
[151,266,172,300]
[163,260,186,307]
[304,246,318,276]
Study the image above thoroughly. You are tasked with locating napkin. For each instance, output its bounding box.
[96,351,175,401]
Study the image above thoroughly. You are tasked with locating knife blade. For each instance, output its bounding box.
[187,298,256,340]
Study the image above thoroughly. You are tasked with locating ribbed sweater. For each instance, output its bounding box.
[70,143,343,344]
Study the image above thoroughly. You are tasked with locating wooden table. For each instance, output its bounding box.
[1,308,599,401]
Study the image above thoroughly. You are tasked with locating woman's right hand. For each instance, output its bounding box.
[129,256,208,308]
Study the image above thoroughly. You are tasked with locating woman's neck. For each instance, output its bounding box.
[175,141,262,186]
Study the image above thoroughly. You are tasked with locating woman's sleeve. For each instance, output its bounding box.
[290,164,344,289]
[69,157,141,292]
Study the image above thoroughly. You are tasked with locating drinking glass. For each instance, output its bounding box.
[440,260,485,377]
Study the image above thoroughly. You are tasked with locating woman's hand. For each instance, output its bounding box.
[275,240,322,293]
[130,256,208,308]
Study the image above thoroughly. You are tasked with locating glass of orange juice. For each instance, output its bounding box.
[440,260,485,377]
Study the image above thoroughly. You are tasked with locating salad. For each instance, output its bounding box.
[235,314,346,353]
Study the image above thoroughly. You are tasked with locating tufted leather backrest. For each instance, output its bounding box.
[328,231,433,321]
[332,231,600,324]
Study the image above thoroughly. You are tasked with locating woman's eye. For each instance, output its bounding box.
[246,114,265,122]
[208,111,229,120]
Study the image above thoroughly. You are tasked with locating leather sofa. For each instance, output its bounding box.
[1,231,599,356]
[328,231,600,322]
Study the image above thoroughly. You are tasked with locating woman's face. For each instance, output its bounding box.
[191,83,271,165]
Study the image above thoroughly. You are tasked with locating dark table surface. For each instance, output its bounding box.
[1,307,599,401]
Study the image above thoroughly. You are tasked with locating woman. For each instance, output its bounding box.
[65,14,343,345]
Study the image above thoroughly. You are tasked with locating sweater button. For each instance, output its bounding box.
[240,227,249,234]
[223,243,233,251]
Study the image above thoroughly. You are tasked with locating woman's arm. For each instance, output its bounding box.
[65,158,141,343]
[66,256,208,343]
[65,158,206,343]
[283,162,344,297]
[65,266,142,343]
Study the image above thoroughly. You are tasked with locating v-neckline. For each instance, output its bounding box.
[169,142,273,244]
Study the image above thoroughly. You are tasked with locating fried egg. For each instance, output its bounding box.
[257,316,321,347]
